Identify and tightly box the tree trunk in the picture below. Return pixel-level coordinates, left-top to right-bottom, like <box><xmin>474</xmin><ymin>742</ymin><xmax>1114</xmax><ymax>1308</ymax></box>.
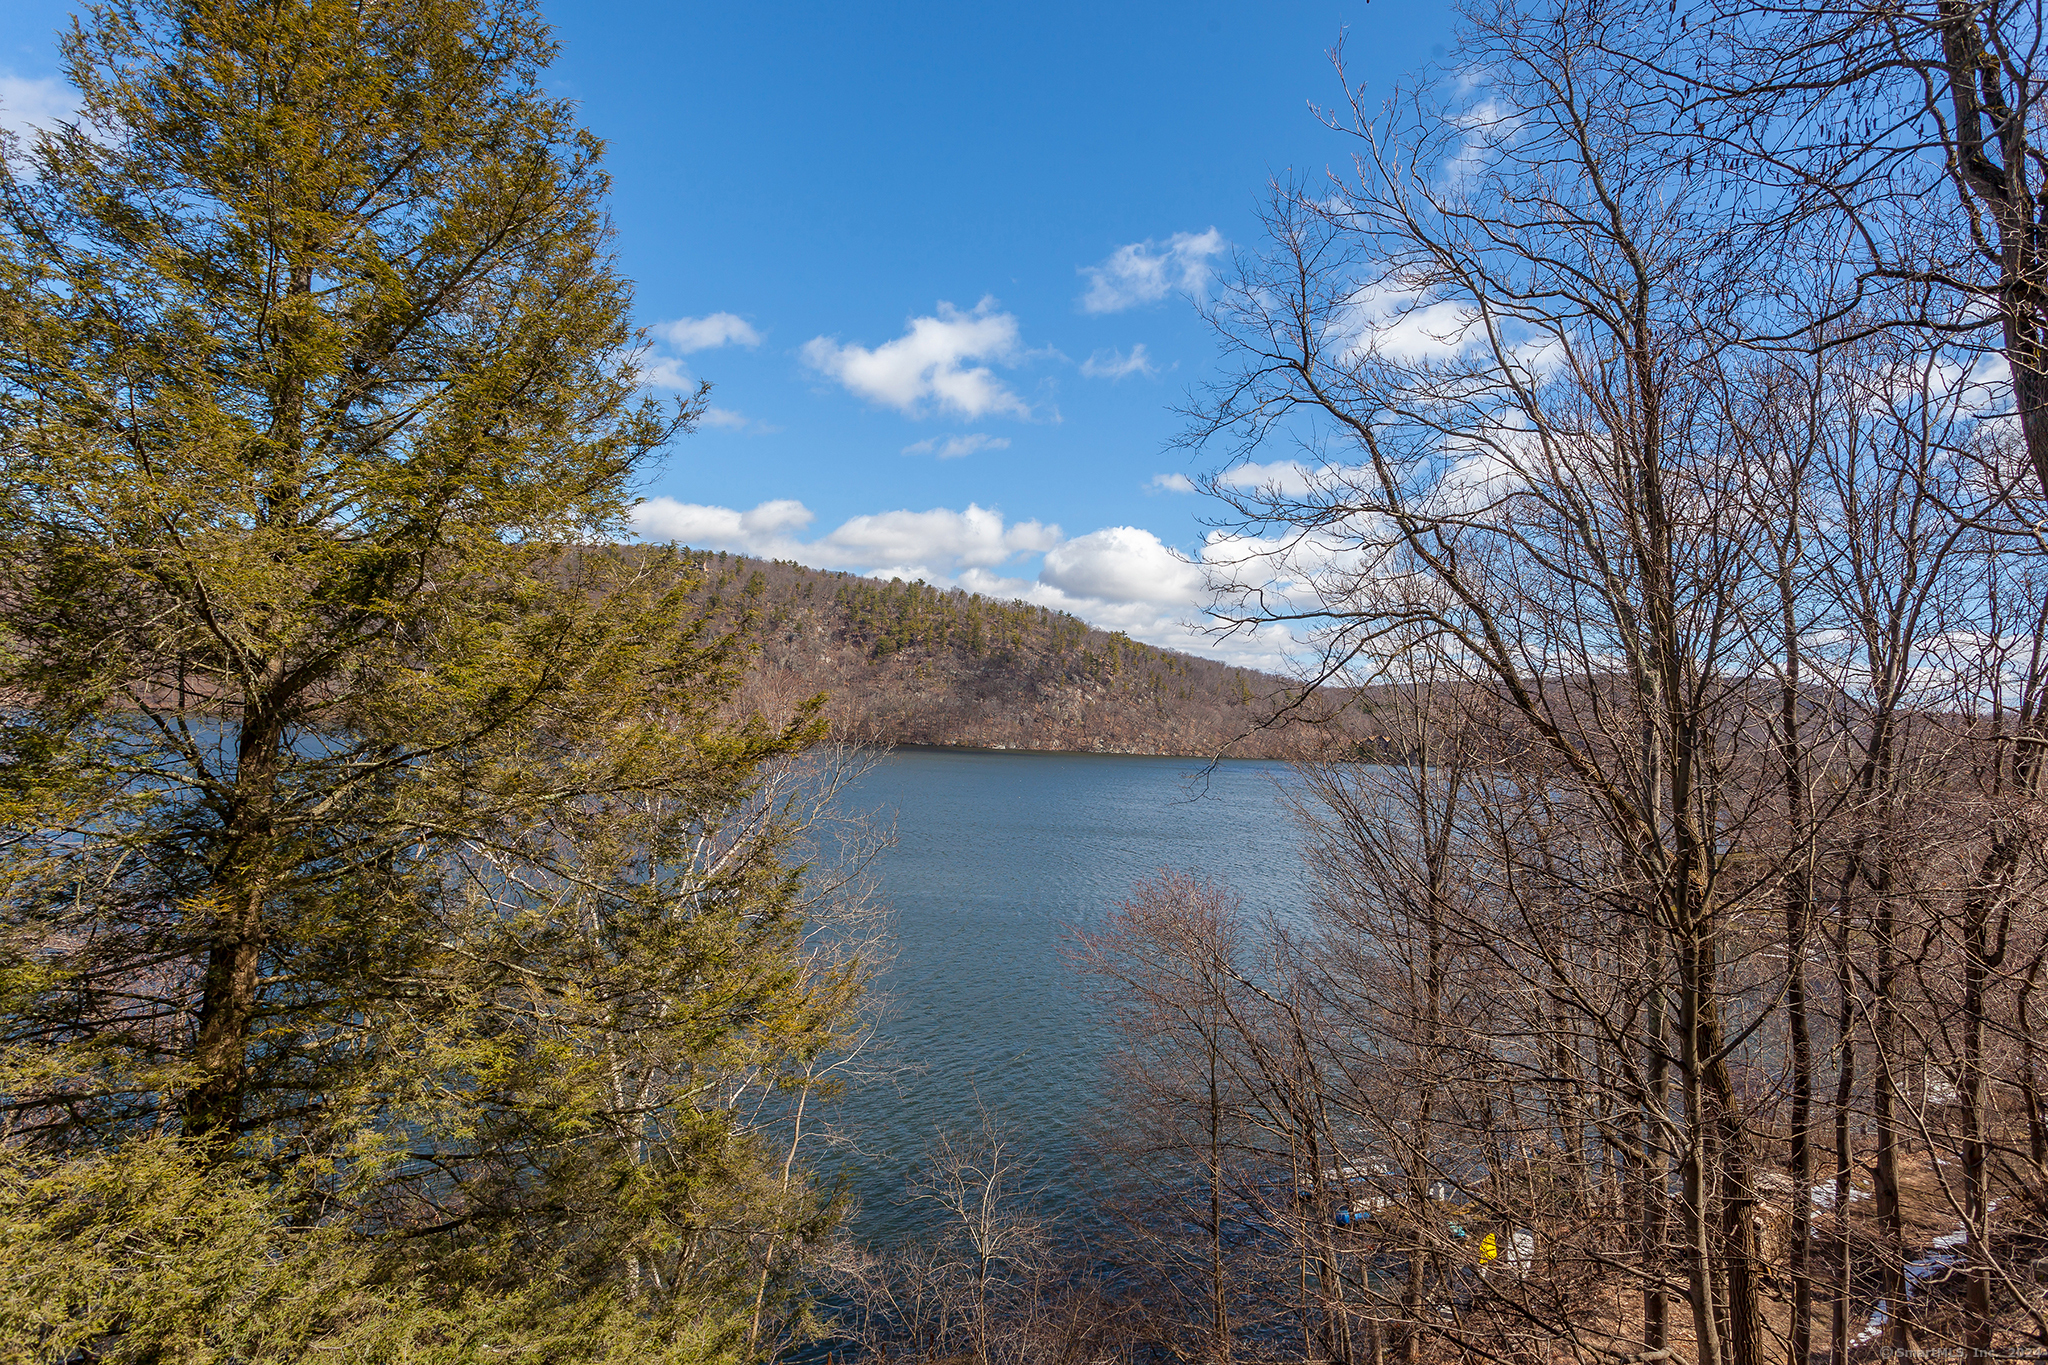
<box><xmin>1933</xmin><ymin>3</ymin><xmax>2048</xmax><ymax>506</ymax></box>
<box><xmin>181</xmin><ymin>897</ymin><xmax>265</xmax><ymax>1153</ymax></box>
<box><xmin>1958</xmin><ymin>841</ymin><xmax>2016</xmax><ymax>1360</ymax></box>
<box><xmin>1873</xmin><ymin>884</ymin><xmax>1908</xmax><ymax>1353</ymax></box>
<box><xmin>1642</xmin><ymin>917</ymin><xmax>1672</xmax><ymax>1354</ymax></box>
<box><xmin>1681</xmin><ymin>927</ymin><xmax>1726</xmax><ymax>1365</ymax></box>
<box><xmin>1787</xmin><ymin>868</ymin><xmax>1816</xmax><ymax>1365</ymax></box>
<box><xmin>180</xmin><ymin>719</ymin><xmax>283</xmax><ymax>1157</ymax></box>
<box><xmin>1831</xmin><ymin>879</ymin><xmax>1859</xmax><ymax>1365</ymax></box>
<box><xmin>1210</xmin><ymin>1030</ymin><xmax>1230</xmax><ymax>1365</ymax></box>
<box><xmin>1708</xmin><ymin>1044</ymin><xmax>1767</xmax><ymax>1365</ymax></box>
<box><xmin>1780</xmin><ymin>550</ymin><xmax>1817</xmax><ymax>1365</ymax></box>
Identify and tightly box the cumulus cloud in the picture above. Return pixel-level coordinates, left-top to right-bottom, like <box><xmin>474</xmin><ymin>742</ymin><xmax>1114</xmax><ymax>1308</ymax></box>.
<box><xmin>1444</xmin><ymin>95</ymin><xmax>1522</xmax><ymax>186</ymax></box>
<box><xmin>1040</xmin><ymin>526</ymin><xmax>1207</xmax><ymax>606</ymax></box>
<box><xmin>960</xmin><ymin>565</ymin><xmax>1190</xmax><ymax>634</ymax></box>
<box><xmin>653</xmin><ymin>312</ymin><xmax>762</xmax><ymax>353</ymax></box>
<box><xmin>828</xmin><ymin>505</ymin><xmax>1058</xmax><ymax>572</ymax></box>
<box><xmin>802</xmin><ymin>298</ymin><xmax>1029</xmax><ymax>419</ymax></box>
<box><xmin>1079</xmin><ymin>229</ymin><xmax>1226</xmax><ymax>313</ymax></box>
<box><xmin>1081</xmin><ymin>344</ymin><xmax>1158</xmax><ymax>380</ymax></box>
<box><xmin>632</xmin><ymin>497</ymin><xmax>814</xmax><ymax>549</ymax></box>
<box><xmin>632</xmin><ymin>497</ymin><xmax>1057</xmax><ymax>578</ymax></box>
<box><xmin>637</xmin><ymin>353</ymin><xmax>698</xmax><ymax>391</ymax></box>
<box><xmin>1334</xmin><ymin>282</ymin><xmax>1483</xmax><ymax>365</ymax></box>
<box><xmin>903</xmin><ymin>433</ymin><xmax>1011</xmax><ymax>459</ymax></box>
<box><xmin>1194</xmin><ymin>517</ymin><xmax>1399</xmax><ymax>649</ymax></box>
<box><xmin>1148</xmin><ymin>472</ymin><xmax>1196</xmax><ymax>494</ymax></box>
<box><xmin>1420</xmin><ymin>428</ymin><xmax>1542</xmax><ymax>517</ymax></box>
<box><xmin>948</xmin><ymin>564</ymin><xmax>1295</xmax><ymax>671</ymax></box>
<box><xmin>1217</xmin><ymin>459</ymin><xmax>1320</xmax><ymax>496</ymax></box>
<box><xmin>633</xmin><ymin>496</ymin><xmax>1311</xmax><ymax>670</ymax></box>
<box><xmin>633</xmin><ymin>312</ymin><xmax>762</xmax><ymax>395</ymax></box>
<box><xmin>0</xmin><ymin>72</ymin><xmax>80</xmax><ymax>145</ymax></box>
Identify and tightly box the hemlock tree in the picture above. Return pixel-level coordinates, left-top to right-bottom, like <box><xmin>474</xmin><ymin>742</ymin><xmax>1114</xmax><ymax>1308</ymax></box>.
<box><xmin>0</xmin><ymin>0</ymin><xmax>867</xmax><ymax>1358</ymax></box>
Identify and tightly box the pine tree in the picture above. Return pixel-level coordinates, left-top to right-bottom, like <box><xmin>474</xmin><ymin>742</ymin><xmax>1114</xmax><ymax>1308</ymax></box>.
<box><xmin>0</xmin><ymin>0</ymin><xmax>862</xmax><ymax>1356</ymax></box>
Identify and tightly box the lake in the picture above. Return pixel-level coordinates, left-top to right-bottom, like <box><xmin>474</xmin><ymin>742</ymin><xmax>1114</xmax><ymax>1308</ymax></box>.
<box><xmin>814</xmin><ymin>746</ymin><xmax>1313</xmax><ymax>1245</ymax></box>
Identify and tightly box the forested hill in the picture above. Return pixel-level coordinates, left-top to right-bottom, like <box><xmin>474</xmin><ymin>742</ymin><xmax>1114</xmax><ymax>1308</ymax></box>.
<box><xmin>675</xmin><ymin>550</ymin><xmax>1377</xmax><ymax>759</ymax></box>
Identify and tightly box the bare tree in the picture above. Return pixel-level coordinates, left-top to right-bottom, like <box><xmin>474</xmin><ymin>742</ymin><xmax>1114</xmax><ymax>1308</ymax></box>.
<box><xmin>1073</xmin><ymin>871</ymin><xmax>1251</xmax><ymax>1363</ymax></box>
<box><xmin>1164</xmin><ymin>7</ymin><xmax>2048</xmax><ymax>1364</ymax></box>
<box><xmin>1186</xmin><ymin>4</ymin><xmax>1812</xmax><ymax>1349</ymax></box>
<box><xmin>821</xmin><ymin>1106</ymin><xmax>1129</xmax><ymax>1365</ymax></box>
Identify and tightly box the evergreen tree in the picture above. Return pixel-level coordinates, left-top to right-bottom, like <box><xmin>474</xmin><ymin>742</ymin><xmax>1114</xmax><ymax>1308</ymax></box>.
<box><xmin>0</xmin><ymin>0</ymin><xmax>862</xmax><ymax>1356</ymax></box>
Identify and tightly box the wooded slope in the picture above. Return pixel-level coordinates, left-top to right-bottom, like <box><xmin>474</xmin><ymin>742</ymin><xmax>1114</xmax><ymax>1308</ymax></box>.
<box><xmin>683</xmin><ymin>551</ymin><xmax>1379</xmax><ymax>759</ymax></box>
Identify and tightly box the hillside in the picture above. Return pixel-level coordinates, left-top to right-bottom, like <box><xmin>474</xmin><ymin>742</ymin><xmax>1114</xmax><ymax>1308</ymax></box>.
<box><xmin>678</xmin><ymin>550</ymin><xmax>1380</xmax><ymax>760</ymax></box>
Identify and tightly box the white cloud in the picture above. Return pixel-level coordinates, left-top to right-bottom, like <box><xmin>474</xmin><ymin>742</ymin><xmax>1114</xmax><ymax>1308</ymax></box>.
<box><xmin>953</xmin><ymin>566</ymin><xmax>1294</xmax><ymax>671</ymax></box>
<box><xmin>1079</xmin><ymin>229</ymin><xmax>1226</xmax><ymax>314</ymax></box>
<box><xmin>635</xmin><ymin>313</ymin><xmax>763</xmax><ymax>395</ymax></box>
<box><xmin>1081</xmin><ymin>344</ymin><xmax>1158</xmax><ymax>380</ymax></box>
<box><xmin>633</xmin><ymin>497</ymin><xmax>815</xmax><ymax>550</ymax></box>
<box><xmin>1509</xmin><ymin>335</ymin><xmax>1566</xmax><ymax>381</ymax></box>
<box><xmin>1218</xmin><ymin>459</ymin><xmax>1320</xmax><ymax>496</ymax></box>
<box><xmin>802</xmin><ymin>298</ymin><xmax>1030</xmax><ymax>419</ymax></box>
<box><xmin>0</xmin><ymin>72</ymin><xmax>80</xmax><ymax>145</ymax></box>
<box><xmin>631</xmin><ymin>495</ymin><xmax>1308</xmax><ymax>670</ymax></box>
<box><xmin>632</xmin><ymin>498</ymin><xmax>1057</xmax><ymax>577</ymax></box>
<box><xmin>653</xmin><ymin>312</ymin><xmax>763</xmax><ymax>353</ymax></box>
<box><xmin>962</xmin><ymin>565</ymin><xmax>1190</xmax><ymax>633</ymax></box>
<box><xmin>829</xmin><ymin>505</ymin><xmax>1058</xmax><ymax>570</ymax></box>
<box><xmin>1444</xmin><ymin>95</ymin><xmax>1520</xmax><ymax>186</ymax></box>
<box><xmin>1040</xmin><ymin>526</ymin><xmax>1207</xmax><ymax>606</ymax></box>
<box><xmin>1334</xmin><ymin>282</ymin><xmax>1483</xmax><ymax>365</ymax></box>
<box><xmin>1148</xmin><ymin>472</ymin><xmax>1196</xmax><ymax>493</ymax></box>
<box><xmin>638</xmin><ymin>354</ymin><xmax>697</xmax><ymax>391</ymax></box>
<box><xmin>903</xmin><ymin>433</ymin><xmax>1011</xmax><ymax>459</ymax></box>
<box><xmin>1426</xmin><ymin>441</ymin><xmax>1527</xmax><ymax>516</ymax></box>
<box><xmin>1195</xmin><ymin>518</ymin><xmax>1396</xmax><ymax>648</ymax></box>
<box><xmin>699</xmin><ymin>406</ymin><xmax>751</xmax><ymax>430</ymax></box>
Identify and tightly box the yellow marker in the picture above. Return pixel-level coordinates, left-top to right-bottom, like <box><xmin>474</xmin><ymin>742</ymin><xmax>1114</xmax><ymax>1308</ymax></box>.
<box><xmin>1480</xmin><ymin>1233</ymin><xmax>1498</xmax><ymax>1262</ymax></box>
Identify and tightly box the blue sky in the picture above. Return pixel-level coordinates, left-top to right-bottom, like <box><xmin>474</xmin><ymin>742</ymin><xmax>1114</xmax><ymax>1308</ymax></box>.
<box><xmin>2</xmin><ymin>1</ymin><xmax>1454</xmax><ymax>666</ymax></box>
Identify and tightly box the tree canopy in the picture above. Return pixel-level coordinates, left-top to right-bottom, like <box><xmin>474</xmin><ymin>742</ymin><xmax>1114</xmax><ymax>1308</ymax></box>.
<box><xmin>0</xmin><ymin>0</ymin><xmax>867</xmax><ymax>1358</ymax></box>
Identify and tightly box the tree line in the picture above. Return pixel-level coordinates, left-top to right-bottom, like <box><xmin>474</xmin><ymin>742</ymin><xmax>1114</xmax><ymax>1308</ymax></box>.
<box><xmin>681</xmin><ymin>552</ymin><xmax>1362</xmax><ymax>760</ymax></box>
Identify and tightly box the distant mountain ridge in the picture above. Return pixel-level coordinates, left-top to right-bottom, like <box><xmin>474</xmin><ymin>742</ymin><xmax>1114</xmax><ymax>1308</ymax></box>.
<box><xmin>680</xmin><ymin>550</ymin><xmax>1380</xmax><ymax>760</ymax></box>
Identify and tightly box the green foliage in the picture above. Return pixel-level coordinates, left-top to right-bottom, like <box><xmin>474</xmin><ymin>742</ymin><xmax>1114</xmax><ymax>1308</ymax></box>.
<box><xmin>830</xmin><ymin>577</ymin><xmax>1154</xmax><ymax>675</ymax></box>
<box><xmin>0</xmin><ymin>1137</ymin><xmax>764</xmax><ymax>1362</ymax></box>
<box><xmin>0</xmin><ymin>0</ymin><xmax>862</xmax><ymax>1356</ymax></box>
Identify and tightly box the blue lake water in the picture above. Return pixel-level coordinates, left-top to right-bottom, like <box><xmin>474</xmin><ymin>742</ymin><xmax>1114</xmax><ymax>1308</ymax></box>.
<box><xmin>814</xmin><ymin>747</ymin><xmax>1312</xmax><ymax>1245</ymax></box>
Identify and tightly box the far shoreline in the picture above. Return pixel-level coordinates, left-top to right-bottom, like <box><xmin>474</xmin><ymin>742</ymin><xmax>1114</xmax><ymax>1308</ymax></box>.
<box><xmin>881</xmin><ymin>741</ymin><xmax>1378</xmax><ymax>764</ymax></box>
